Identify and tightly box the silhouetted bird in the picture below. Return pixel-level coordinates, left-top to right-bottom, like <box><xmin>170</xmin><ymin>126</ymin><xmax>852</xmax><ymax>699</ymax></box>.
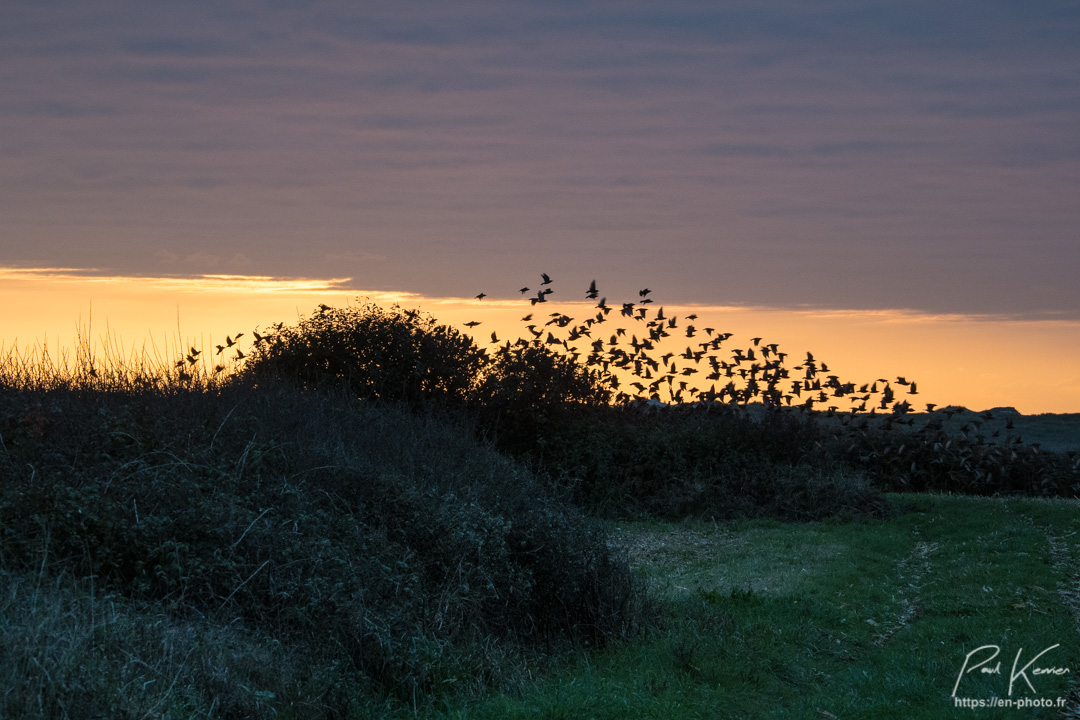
<box><xmin>475</xmin><ymin>292</ymin><xmax>487</xmax><ymax>300</ymax></box>
<box><xmin>464</xmin><ymin>321</ymin><xmax>481</xmax><ymax>328</ymax></box>
<box><xmin>541</xmin><ymin>272</ymin><xmax>553</xmax><ymax>285</ymax></box>
<box><xmin>586</xmin><ymin>280</ymin><xmax>599</xmax><ymax>299</ymax></box>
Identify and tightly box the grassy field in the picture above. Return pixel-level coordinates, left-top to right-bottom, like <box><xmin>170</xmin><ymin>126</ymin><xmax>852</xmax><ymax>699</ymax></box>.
<box><xmin>430</xmin><ymin>494</ymin><xmax>1080</xmax><ymax>719</ymax></box>
<box><xmin>7</xmin><ymin>488</ymin><xmax>1078</xmax><ymax>718</ymax></box>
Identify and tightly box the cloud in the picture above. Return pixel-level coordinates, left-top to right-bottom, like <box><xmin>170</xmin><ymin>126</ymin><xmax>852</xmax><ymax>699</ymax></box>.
<box><xmin>703</xmin><ymin>143</ymin><xmax>793</xmax><ymax>159</ymax></box>
<box><xmin>155</xmin><ymin>251</ymin><xmax>254</xmax><ymax>272</ymax></box>
<box><xmin>4</xmin><ymin>100</ymin><xmax>117</xmax><ymax>118</ymax></box>
<box><xmin>122</xmin><ymin>36</ymin><xmax>237</xmax><ymax>58</ymax></box>
<box><xmin>0</xmin><ymin>1</ymin><xmax>1077</xmax><ymax>321</ymax></box>
<box><xmin>323</xmin><ymin>250</ymin><xmax>386</xmax><ymax>265</ymax></box>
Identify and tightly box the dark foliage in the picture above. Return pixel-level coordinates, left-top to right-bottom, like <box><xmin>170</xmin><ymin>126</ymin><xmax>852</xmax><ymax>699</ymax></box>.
<box><xmin>207</xmin><ymin>302</ymin><xmax>1078</xmax><ymax>508</ymax></box>
<box><xmin>239</xmin><ymin>303</ymin><xmax>486</xmax><ymax>408</ymax></box>
<box><xmin>0</xmin><ymin>383</ymin><xmax>644</xmax><ymax>713</ymax></box>
<box><xmin>494</xmin><ymin>401</ymin><xmax>888</xmax><ymax>520</ymax></box>
<box><xmin>833</xmin><ymin>415</ymin><xmax>1080</xmax><ymax>497</ymax></box>
<box><xmin>470</xmin><ymin>340</ymin><xmax>613</xmax><ymax>453</ymax></box>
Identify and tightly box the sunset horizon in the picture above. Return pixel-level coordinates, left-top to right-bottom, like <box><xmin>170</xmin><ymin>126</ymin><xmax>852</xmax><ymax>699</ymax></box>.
<box><xmin>4</xmin><ymin>265</ymin><xmax>1077</xmax><ymax>415</ymax></box>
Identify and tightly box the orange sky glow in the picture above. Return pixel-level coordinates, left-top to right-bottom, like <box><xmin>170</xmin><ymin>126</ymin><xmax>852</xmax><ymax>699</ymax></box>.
<box><xmin>3</xmin><ymin>268</ymin><xmax>1076</xmax><ymax>415</ymax></box>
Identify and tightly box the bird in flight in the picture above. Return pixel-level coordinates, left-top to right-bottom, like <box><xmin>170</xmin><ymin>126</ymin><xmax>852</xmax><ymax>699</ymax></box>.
<box><xmin>586</xmin><ymin>280</ymin><xmax>599</xmax><ymax>299</ymax></box>
<box><xmin>464</xmin><ymin>321</ymin><xmax>481</xmax><ymax>328</ymax></box>
<box><xmin>475</xmin><ymin>292</ymin><xmax>487</xmax><ymax>300</ymax></box>
<box><xmin>541</xmin><ymin>272</ymin><xmax>553</xmax><ymax>285</ymax></box>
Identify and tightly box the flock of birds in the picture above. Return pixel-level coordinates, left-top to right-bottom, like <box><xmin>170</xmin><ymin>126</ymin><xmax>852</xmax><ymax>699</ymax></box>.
<box><xmin>171</xmin><ymin>271</ymin><xmax>924</xmax><ymax>421</ymax></box>
<box><xmin>465</xmin><ymin>273</ymin><xmax>925</xmax><ymax>418</ymax></box>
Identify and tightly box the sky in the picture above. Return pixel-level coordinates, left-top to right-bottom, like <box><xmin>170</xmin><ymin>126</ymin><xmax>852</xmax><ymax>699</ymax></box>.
<box><xmin>2</xmin><ymin>2</ymin><xmax>1079</xmax><ymax>412</ymax></box>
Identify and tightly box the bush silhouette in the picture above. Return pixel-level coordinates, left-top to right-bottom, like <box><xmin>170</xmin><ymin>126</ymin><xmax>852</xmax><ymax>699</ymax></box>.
<box><xmin>471</xmin><ymin>340</ymin><xmax>613</xmax><ymax>450</ymax></box>
<box><xmin>239</xmin><ymin>302</ymin><xmax>485</xmax><ymax>407</ymax></box>
<box><xmin>238</xmin><ymin>304</ymin><xmax>615</xmax><ymax>453</ymax></box>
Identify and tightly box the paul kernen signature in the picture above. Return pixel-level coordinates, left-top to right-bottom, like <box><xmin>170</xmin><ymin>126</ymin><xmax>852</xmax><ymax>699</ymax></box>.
<box><xmin>953</xmin><ymin>644</ymin><xmax>1071</xmax><ymax>697</ymax></box>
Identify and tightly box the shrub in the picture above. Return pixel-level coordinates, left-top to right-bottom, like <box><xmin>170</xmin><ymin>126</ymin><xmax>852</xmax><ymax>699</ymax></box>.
<box><xmin>483</xmin><ymin>400</ymin><xmax>887</xmax><ymax>520</ymax></box>
<box><xmin>238</xmin><ymin>302</ymin><xmax>486</xmax><ymax>408</ymax></box>
<box><xmin>470</xmin><ymin>340</ymin><xmax>613</xmax><ymax>453</ymax></box>
<box><xmin>835</xmin><ymin>417</ymin><xmax>1080</xmax><ymax>497</ymax></box>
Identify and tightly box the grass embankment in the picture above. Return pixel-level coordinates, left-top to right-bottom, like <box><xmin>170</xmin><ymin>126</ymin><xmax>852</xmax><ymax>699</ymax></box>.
<box><xmin>0</xmin><ymin>385</ymin><xmax>643</xmax><ymax>718</ymax></box>
<box><xmin>443</xmin><ymin>494</ymin><xmax>1080</xmax><ymax>719</ymax></box>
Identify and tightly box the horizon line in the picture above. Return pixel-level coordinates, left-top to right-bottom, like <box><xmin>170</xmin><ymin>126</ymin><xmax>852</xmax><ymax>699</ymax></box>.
<box><xmin>4</xmin><ymin>265</ymin><xmax>1077</xmax><ymax>325</ymax></box>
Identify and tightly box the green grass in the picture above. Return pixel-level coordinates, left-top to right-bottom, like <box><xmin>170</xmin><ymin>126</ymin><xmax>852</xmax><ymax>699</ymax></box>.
<box><xmin>13</xmin><ymin>492</ymin><xmax>1073</xmax><ymax>718</ymax></box>
<box><xmin>423</xmin><ymin>494</ymin><xmax>1080</xmax><ymax>719</ymax></box>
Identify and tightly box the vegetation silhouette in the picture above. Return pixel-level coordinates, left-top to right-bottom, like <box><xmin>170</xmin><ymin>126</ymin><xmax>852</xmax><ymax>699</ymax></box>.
<box><xmin>223</xmin><ymin>276</ymin><xmax>1077</xmax><ymax>507</ymax></box>
<box><xmin>238</xmin><ymin>303</ymin><xmax>485</xmax><ymax>407</ymax></box>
